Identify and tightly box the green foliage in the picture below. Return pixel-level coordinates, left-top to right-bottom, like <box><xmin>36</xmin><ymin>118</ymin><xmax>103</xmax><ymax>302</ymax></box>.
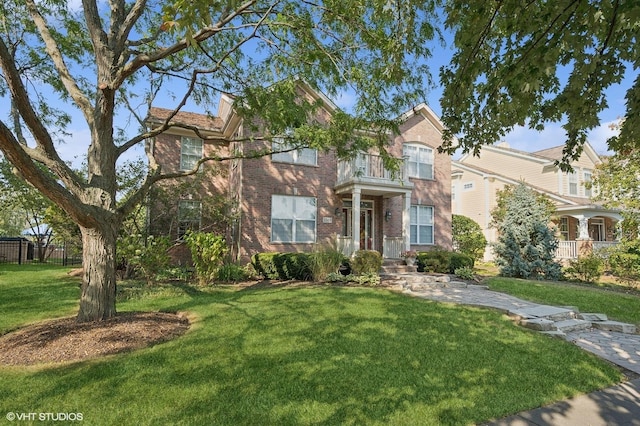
<box><xmin>216</xmin><ymin>263</ymin><xmax>249</xmax><ymax>283</ymax></box>
<box><xmin>251</xmin><ymin>252</ymin><xmax>312</xmax><ymax>281</ymax></box>
<box><xmin>440</xmin><ymin>1</ymin><xmax>639</xmax><ymax>168</ymax></box>
<box><xmin>350</xmin><ymin>250</ymin><xmax>383</xmax><ymax>275</ymax></box>
<box><xmin>564</xmin><ymin>254</ymin><xmax>604</xmax><ymax>283</ymax></box>
<box><xmin>452</xmin><ymin>214</ymin><xmax>487</xmax><ymax>260</ymax></box>
<box><xmin>325</xmin><ymin>272</ymin><xmax>381</xmax><ymax>286</ymax></box>
<box><xmin>417</xmin><ymin>248</ymin><xmax>473</xmax><ymax>274</ymax></box>
<box><xmin>493</xmin><ymin>184</ymin><xmax>562</xmax><ymax>280</ymax></box>
<box><xmin>417</xmin><ymin>249</ymin><xmax>449</xmax><ymax>273</ymax></box>
<box><xmin>454</xmin><ymin>267</ymin><xmax>475</xmax><ymax>281</ymax></box>
<box><xmin>308</xmin><ymin>244</ymin><xmax>346</xmax><ymax>282</ymax></box>
<box><xmin>183</xmin><ymin>231</ymin><xmax>228</xmax><ymax>285</ymax></box>
<box><xmin>490</xmin><ymin>185</ymin><xmax>556</xmax><ymax>229</ymax></box>
<box><xmin>608</xmin><ymin>240</ymin><xmax>640</xmax><ymax>288</ymax></box>
<box><xmin>117</xmin><ymin>234</ymin><xmax>171</xmax><ymax>284</ymax></box>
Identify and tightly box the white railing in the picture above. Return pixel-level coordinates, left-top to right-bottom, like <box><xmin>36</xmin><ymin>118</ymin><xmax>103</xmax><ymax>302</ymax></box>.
<box><xmin>593</xmin><ymin>241</ymin><xmax>619</xmax><ymax>251</ymax></box>
<box><xmin>337</xmin><ymin>154</ymin><xmax>407</xmax><ymax>185</ymax></box>
<box><xmin>336</xmin><ymin>235</ymin><xmax>355</xmax><ymax>257</ymax></box>
<box><xmin>556</xmin><ymin>241</ymin><xmax>578</xmax><ymax>259</ymax></box>
<box><xmin>383</xmin><ymin>235</ymin><xmax>404</xmax><ymax>259</ymax></box>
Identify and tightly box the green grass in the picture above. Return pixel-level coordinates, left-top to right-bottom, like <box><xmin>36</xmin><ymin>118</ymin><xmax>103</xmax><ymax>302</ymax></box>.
<box><xmin>0</xmin><ymin>266</ymin><xmax>624</xmax><ymax>425</ymax></box>
<box><xmin>487</xmin><ymin>277</ymin><xmax>640</xmax><ymax>327</ymax></box>
<box><xmin>0</xmin><ymin>264</ymin><xmax>80</xmax><ymax>333</ymax></box>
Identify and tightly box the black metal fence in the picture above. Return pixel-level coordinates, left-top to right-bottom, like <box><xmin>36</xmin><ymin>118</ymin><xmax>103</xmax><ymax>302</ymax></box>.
<box><xmin>0</xmin><ymin>237</ymin><xmax>82</xmax><ymax>266</ymax></box>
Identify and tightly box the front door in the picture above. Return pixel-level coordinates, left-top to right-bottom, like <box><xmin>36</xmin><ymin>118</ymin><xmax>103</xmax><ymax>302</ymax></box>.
<box><xmin>342</xmin><ymin>200</ymin><xmax>375</xmax><ymax>250</ymax></box>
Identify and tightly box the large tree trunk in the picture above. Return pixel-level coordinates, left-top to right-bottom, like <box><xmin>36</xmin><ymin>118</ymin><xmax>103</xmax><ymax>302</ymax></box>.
<box><xmin>77</xmin><ymin>225</ymin><xmax>118</xmax><ymax>322</ymax></box>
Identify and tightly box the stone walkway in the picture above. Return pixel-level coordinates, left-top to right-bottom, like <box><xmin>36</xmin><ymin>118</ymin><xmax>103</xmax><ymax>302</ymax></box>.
<box><xmin>395</xmin><ymin>277</ymin><xmax>640</xmax><ymax>375</ymax></box>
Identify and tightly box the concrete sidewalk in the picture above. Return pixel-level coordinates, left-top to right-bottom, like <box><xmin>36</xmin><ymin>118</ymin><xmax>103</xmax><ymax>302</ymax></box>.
<box><xmin>400</xmin><ymin>280</ymin><xmax>640</xmax><ymax>425</ymax></box>
<box><xmin>486</xmin><ymin>378</ymin><xmax>640</xmax><ymax>426</ymax></box>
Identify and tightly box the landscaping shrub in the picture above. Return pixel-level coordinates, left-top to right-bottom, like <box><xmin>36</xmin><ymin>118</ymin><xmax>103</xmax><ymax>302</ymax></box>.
<box><xmin>608</xmin><ymin>240</ymin><xmax>640</xmax><ymax>288</ymax></box>
<box><xmin>454</xmin><ymin>266</ymin><xmax>475</xmax><ymax>281</ymax></box>
<box><xmin>183</xmin><ymin>231</ymin><xmax>228</xmax><ymax>285</ymax></box>
<box><xmin>216</xmin><ymin>263</ymin><xmax>249</xmax><ymax>282</ymax></box>
<box><xmin>417</xmin><ymin>248</ymin><xmax>450</xmax><ymax>273</ymax></box>
<box><xmin>252</xmin><ymin>252</ymin><xmax>280</xmax><ymax>280</ymax></box>
<box><xmin>118</xmin><ymin>234</ymin><xmax>171</xmax><ymax>284</ymax></box>
<box><xmin>564</xmin><ymin>254</ymin><xmax>604</xmax><ymax>283</ymax></box>
<box><xmin>350</xmin><ymin>250</ymin><xmax>382</xmax><ymax>275</ymax></box>
<box><xmin>452</xmin><ymin>214</ymin><xmax>487</xmax><ymax>260</ymax></box>
<box><xmin>251</xmin><ymin>252</ymin><xmax>312</xmax><ymax>280</ymax></box>
<box><xmin>449</xmin><ymin>252</ymin><xmax>474</xmax><ymax>271</ymax></box>
<box><xmin>308</xmin><ymin>244</ymin><xmax>346</xmax><ymax>282</ymax></box>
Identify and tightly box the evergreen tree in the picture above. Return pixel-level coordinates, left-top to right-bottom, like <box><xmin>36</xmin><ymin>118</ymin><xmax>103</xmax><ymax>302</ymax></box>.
<box><xmin>493</xmin><ymin>184</ymin><xmax>561</xmax><ymax>280</ymax></box>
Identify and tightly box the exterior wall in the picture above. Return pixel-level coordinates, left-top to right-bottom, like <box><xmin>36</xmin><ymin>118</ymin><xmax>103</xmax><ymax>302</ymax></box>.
<box><xmin>462</xmin><ymin>148</ymin><xmax>557</xmax><ymax>191</ymax></box>
<box><xmin>148</xmin><ymin>130</ymin><xmax>230</xmax><ymax>247</ymax></box>
<box><xmin>237</xmin><ymin>140</ymin><xmax>343</xmax><ymax>261</ymax></box>
<box><xmin>395</xmin><ymin>111</ymin><xmax>452</xmax><ymax>251</ymax></box>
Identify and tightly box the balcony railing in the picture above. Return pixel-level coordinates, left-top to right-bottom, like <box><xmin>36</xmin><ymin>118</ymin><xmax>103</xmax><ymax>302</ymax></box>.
<box><xmin>337</xmin><ymin>154</ymin><xmax>408</xmax><ymax>185</ymax></box>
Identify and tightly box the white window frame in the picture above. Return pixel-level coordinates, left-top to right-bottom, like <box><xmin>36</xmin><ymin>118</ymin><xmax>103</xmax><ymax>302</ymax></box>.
<box><xmin>463</xmin><ymin>182</ymin><xmax>474</xmax><ymax>191</ymax></box>
<box><xmin>568</xmin><ymin>171</ymin><xmax>578</xmax><ymax>196</ymax></box>
<box><xmin>180</xmin><ymin>136</ymin><xmax>203</xmax><ymax>171</ymax></box>
<box><xmin>177</xmin><ymin>200</ymin><xmax>202</xmax><ymax>239</ymax></box>
<box><xmin>403</xmin><ymin>143</ymin><xmax>434</xmax><ymax>180</ymax></box>
<box><xmin>271</xmin><ymin>195</ymin><xmax>317</xmax><ymax>243</ymax></box>
<box><xmin>410</xmin><ymin>205</ymin><xmax>434</xmax><ymax>245</ymax></box>
<box><xmin>271</xmin><ymin>136</ymin><xmax>317</xmax><ymax>166</ymax></box>
<box><xmin>583</xmin><ymin>170</ymin><xmax>593</xmax><ymax>197</ymax></box>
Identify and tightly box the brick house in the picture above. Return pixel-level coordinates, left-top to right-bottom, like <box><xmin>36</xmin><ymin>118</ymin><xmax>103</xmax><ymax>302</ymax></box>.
<box><xmin>148</xmin><ymin>83</ymin><xmax>452</xmax><ymax>263</ymax></box>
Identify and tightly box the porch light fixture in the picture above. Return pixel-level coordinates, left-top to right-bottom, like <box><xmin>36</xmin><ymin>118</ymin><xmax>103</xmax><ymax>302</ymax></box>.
<box><xmin>335</xmin><ymin>208</ymin><xmax>342</xmax><ymax>217</ymax></box>
<box><xmin>385</xmin><ymin>210</ymin><xmax>392</xmax><ymax>222</ymax></box>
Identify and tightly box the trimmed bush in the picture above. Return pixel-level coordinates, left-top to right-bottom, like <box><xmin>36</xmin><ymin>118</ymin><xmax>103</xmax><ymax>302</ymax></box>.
<box><xmin>452</xmin><ymin>214</ymin><xmax>487</xmax><ymax>260</ymax></box>
<box><xmin>251</xmin><ymin>252</ymin><xmax>312</xmax><ymax>280</ymax></box>
<box><xmin>450</xmin><ymin>252</ymin><xmax>474</xmax><ymax>272</ymax></box>
<box><xmin>417</xmin><ymin>248</ymin><xmax>450</xmax><ymax>273</ymax></box>
<box><xmin>350</xmin><ymin>250</ymin><xmax>382</xmax><ymax>275</ymax></box>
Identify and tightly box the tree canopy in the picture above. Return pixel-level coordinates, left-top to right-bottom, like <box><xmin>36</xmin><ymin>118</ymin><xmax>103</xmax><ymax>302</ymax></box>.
<box><xmin>439</xmin><ymin>0</ymin><xmax>640</xmax><ymax>169</ymax></box>
<box><xmin>0</xmin><ymin>0</ymin><xmax>441</xmax><ymax>321</ymax></box>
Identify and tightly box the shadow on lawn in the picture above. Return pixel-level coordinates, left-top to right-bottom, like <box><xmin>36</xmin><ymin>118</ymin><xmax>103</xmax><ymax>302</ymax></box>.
<box><xmin>15</xmin><ymin>285</ymin><xmax>620</xmax><ymax>425</ymax></box>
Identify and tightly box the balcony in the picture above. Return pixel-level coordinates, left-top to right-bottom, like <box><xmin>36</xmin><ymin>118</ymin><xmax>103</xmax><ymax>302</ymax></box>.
<box><xmin>335</xmin><ymin>154</ymin><xmax>413</xmax><ymax>196</ymax></box>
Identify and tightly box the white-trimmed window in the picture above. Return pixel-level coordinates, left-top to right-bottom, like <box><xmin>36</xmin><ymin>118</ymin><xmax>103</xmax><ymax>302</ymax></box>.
<box><xmin>403</xmin><ymin>143</ymin><xmax>434</xmax><ymax>179</ymax></box>
<box><xmin>272</xmin><ymin>137</ymin><xmax>317</xmax><ymax>166</ymax></box>
<box><xmin>410</xmin><ymin>205</ymin><xmax>434</xmax><ymax>245</ymax></box>
<box><xmin>180</xmin><ymin>137</ymin><xmax>203</xmax><ymax>171</ymax></box>
<box><xmin>583</xmin><ymin>171</ymin><xmax>593</xmax><ymax>197</ymax></box>
<box><xmin>463</xmin><ymin>182</ymin><xmax>474</xmax><ymax>191</ymax></box>
<box><xmin>271</xmin><ymin>195</ymin><xmax>317</xmax><ymax>243</ymax></box>
<box><xmin>178</xmin><ymin>200</ymin><xmax>202</xmax><ymax>238</ymax></box>
<box><xmin>568</xmin><ymin>171</ymin><xmax>578</xmax><ymax>196</ymax></box>
<box><xmin>559</xmin><ymin>217</ymin><xmax>569</xmax><ymax>241</ymax></box>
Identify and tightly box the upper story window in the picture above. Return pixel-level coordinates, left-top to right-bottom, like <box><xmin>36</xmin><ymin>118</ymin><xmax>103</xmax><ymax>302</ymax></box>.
<box><xmin>403</xmin><ymin>143</ymin><xmax>434</xmax><ymax>179</ymax></box>
<box><xmin>272</xmin><ymin>135</ymin><xmax>317</xmax><ymax>166</ymax></box>
<box><xmin>568</xmin><ymin>171</ymin><xmax>578</xmax><ymax>196</ymax></box>
<box><xmin>583</xmin><ymin>171</ymin><xmax>593</xmax><ymax>197</ymax></box>
<box><xmin>180</xmin><ymin>137</ymin><xmax>203</xmax><ymax>171</ymax></box>
<box><xmin>463</xmin><ymin>182</ymin><xmax>474</xmax><ymax>191</ymax></box>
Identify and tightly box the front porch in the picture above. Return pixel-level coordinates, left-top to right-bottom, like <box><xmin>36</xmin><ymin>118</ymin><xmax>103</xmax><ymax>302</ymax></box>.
<box><xmin>554</xmin><ymin>211</ymin><xmax>622</xmax><ymax>259</ymax></box>
<box><xmin>334</xmin><ymin>153</ymin><xmax>413</xmax><ymax>258</ymax></box>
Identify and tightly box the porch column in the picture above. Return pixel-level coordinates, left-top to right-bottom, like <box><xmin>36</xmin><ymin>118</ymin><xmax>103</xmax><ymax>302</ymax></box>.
<box><xmin>352</xmin><ymin>188</ymin><xmax>361</xmax><ymax>253</ymax></box>
<box><xmin>577</xmin><ymin>216</ymin><xmax>590</xmax><ymax>240</ymax></box>
<box><xmin>402</xmin><ymin>192</ymin><xmax>411</xmax><ymax>252</ymax></box>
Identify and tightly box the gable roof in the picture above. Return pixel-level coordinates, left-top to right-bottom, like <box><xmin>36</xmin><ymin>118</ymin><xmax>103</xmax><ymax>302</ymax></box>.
<box><xmin>460</xmin><ymin>141</ymin><xmax>602</xmax><ymax>166</ymax></box>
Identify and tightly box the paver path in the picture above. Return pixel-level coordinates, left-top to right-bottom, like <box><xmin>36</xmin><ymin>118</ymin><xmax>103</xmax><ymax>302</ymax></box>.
<box><xmin>404</xmin><ymin>284</ymin><xmax>640</xmax><ymax>375</ymax></box>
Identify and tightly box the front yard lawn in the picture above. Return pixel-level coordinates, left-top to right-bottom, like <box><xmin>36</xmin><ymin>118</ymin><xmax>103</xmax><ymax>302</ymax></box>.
<box><xmin>0</xmin><ymin>265</ymin><xmax>624</xmax><ymax>425</ymax></box>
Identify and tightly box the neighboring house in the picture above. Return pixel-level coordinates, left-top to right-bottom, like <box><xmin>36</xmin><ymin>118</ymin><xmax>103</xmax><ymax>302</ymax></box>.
<box><xmin>147</xmin><ymin>83</ymin><xmax>452</xmax><ymax>263</ymax></box>
<box><xmin>452</xmin><ymin>142</ymin><xmax>621</xmax><ymax>260</ymax></box>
